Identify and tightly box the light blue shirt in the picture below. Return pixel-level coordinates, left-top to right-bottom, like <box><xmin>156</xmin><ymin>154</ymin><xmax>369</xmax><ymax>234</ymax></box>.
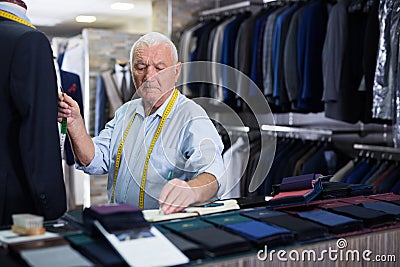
<box><xmin>0</xmin><ymin>3</ymin><xmax>31</xmax><ymax>23</ymax></box>
<box><xmin>77</xmin><ymin>91</ymin><xmax>225</xmax><ymax>209</ymax></box>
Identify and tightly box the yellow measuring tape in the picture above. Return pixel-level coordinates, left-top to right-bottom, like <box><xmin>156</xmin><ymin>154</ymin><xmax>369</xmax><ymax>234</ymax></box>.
<box><xmin>0</xmin><ymin>10</ymin><xmax>36</xmax><ymax>29</ymax></box>
<box><xmin>111</xmin><ymin>112</ymin><xmax>137</xmax><ymax>203</ymax></box>
<box><xmin>111</xmin><ymin>89</ymin><xmax>179</xmax><ymax>209</ymax></box>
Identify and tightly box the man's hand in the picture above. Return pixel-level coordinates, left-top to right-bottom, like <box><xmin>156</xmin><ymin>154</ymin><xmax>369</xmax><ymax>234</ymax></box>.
<box><xmin>57</xmin><ymin>92</ymin><xmax>95</xmax><ymax>166</ymax></box>
<box><xmin>158</xmin><ymin>173</ymin><xmax>219</xmax><ymax>215</ymax></box>
<box><xmin>158</xmin><ymin>178</ymin><xmax>199</xmax><ymax>215</ymax></box>
<box><xmin>58</xmin><ymin>92</ymin><xmax>82</xmax><ymax>129</ymax></box>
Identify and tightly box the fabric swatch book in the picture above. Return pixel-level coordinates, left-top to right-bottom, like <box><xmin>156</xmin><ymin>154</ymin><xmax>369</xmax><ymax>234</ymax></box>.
<box><xmin>268</xmin><ymin>174</ymin><xmax>323</xmax><ymax>206</ymax></box>
<box><xmin>159</xmin><ymin>218</ymin><xmax>251</xmax><ymax>257</ymax></box>
<box><xmin>297</xmin><ymin>209</ymin><xmax>364</xmax><ymax>234</ymax></box>
<box><xmin>328</xmin><ymin>205</ymin><xmax>396</xmax><ymax>228</ymax></box>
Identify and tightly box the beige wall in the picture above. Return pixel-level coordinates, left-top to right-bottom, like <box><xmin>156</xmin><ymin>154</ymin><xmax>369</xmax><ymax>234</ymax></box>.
<box><xmin>152</xmin><ymin>0</ymin><xmax>215</xmax><ymax>43</ymax></box>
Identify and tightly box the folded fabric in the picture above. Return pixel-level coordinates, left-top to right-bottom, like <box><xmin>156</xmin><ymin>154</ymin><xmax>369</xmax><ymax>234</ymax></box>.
<box><xmin>160</xmin><ymin>218</ymin><xmax>252</xmax><ymax>257</ymax></box>
<box><xmin>202</xmin><ymin>212</ymin><xmax>252</xmax><ymax>226</ymax></box>
<box><xmin>64</xmin><ymin>233</ymin><xmax>125</xmax><ymax>267</ymax></box>
<box><xmin>240</xmin><ymin>208</ymin><xmax>286</xmax><ymax>220</ymax></box>
<box><xmin>224</xmin><ymin>221</ymin><xmax>295</xmax><ymax>247</ymax></box>
<box><xmin>268</xmin><ymin>176</ymin><xmax>323</xmax><ymax>206</ymax></box>
<box><xmin>368</xmin><ymin>193</ymin><xmax>400</xmax><ymax>202</ymax></box>
<box><xmin>316</xmin><ymin>201</ymin><xmax>353</xmax><ymax>210</ymax></box>
<box><xmin>163</xmin><ymin>232</ymin><xmax>206</xmax><ymax>260</ymax></box>
<box><xmin>279</xmin><ymin>173</ymin><xmax>317</xmax><ymax>192</ymax></box>
<box><xmin>328</xmin><ymin>205</ymin><xmax>396</xmax><ymax>228</ymax></box>
<box><xmin>235</xmin><ymin>195</ymin><xmax>269</xmax><ymax>209</ymax></box>
<box><xmin>347</xmin><ymin>184</ymin><xmax>374</xmax><ymax>196</ymax></box>
<box><xmin>257</xmin><ymin>214</ymin><xmax>328</xmax><ymax>241</ymax></box>
<box><xmin>320</xmin><ymin>182</ymin><xmax>351</xmax><ymax>198</ymax></box>
<box><xmin>160</xmin><ymin>218</ymin><xmax>212</xmax><ymax>232</ymax></box>
<box><xmin>176</xmin><ymin>227</ymin><xmax>252</xmax><ymax>257</ymax></box>
<box><xmin>361</xmin><ymin>201</ymin><xmax>400</xmax><ymax>219</ymax></box>
<box><xmin>297</xmin><ymin>209</ymin><xmax>363</xmax><ymax>234</ymax></box>
<box><xmin>320</xmin><ymin>182</ymin><xmax>373</xmax><ymax>199</ymax></box>
<box><xmin>339</xmin><ymin>196</ymin><xmax>377</xmax><ymax>205</ymax></box>
<box><xmin>83</xmin><ymin>203</ymin><xmax>149</xmax><ymax>233</ymax></box>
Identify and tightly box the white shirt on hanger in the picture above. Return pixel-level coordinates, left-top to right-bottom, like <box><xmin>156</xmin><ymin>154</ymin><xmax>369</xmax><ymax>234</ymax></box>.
<box><xmin>114</xmin><ymin>63</ymin><xmax>131</xmax><ymax>94</ymax></box>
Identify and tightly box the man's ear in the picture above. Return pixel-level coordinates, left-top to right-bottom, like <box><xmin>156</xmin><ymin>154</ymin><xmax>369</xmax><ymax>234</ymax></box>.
<box><xmin>174</xmin><ymin>62</ymin><xmax>182</xmax><ymax>81</ymax></box>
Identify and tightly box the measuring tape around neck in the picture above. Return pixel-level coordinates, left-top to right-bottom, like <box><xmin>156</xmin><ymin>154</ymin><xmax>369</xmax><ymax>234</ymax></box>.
<box><xmin>111</xmin><ymin>89</ymin><xmax>179</xmax><ymax>209</ymax></box>
<box><xmin>0</xmin><ymin>10</ymin><xmax>35</xmax><ymax>29</ymax></box>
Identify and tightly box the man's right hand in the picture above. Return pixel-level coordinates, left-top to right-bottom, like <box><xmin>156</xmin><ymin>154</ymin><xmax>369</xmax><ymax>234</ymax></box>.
<box><xmin>57</xmin><ymin>92</ymin><xmax>95</xmax><ymax>167</ymax></box>
<box><xmin>58</xmin><ymin>92</ymin><xmax>82</xmax><ymax>129</ymax></box>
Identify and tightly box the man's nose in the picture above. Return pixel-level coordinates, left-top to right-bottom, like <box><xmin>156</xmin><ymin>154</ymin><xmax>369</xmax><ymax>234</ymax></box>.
<box><xmin>144</xmin><ymin>66</ymin><xmax>157</xmax><ymax>81</ymax></box>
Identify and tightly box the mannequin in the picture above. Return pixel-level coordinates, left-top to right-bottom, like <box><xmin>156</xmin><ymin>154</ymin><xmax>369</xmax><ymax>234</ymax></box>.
<box><xmin>0</xmin><ymin>0</ymin><xmax>67</xmax><ymax>225</ymax></box>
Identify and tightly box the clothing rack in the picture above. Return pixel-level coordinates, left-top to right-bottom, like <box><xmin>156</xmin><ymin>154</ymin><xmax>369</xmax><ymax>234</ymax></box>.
<box><xmin>198</xmin><ymin>0</ymin><xmax>277</xmax><ymax>17</ymax></box>
<box><xmin>223</xmin><ymin>125</ymin><xmax>250</xmax><ymax>133</ymax></box>
<box><xmin>219</xmin><ymin>124</ymin><xmax>379</xmax><ymax>141</ymax></box>
<box><xmin>353</xmin><ymin>144</ymin><xmax>400</xmax><ymax>161</ymax></box>
<box><xmin>261</xmin><ymin>124</ymin><xmax>333</xmax><ymax>141</ymax></box>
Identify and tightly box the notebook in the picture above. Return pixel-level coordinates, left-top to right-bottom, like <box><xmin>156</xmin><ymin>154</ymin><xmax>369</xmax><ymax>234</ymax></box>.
<box><xmin>143</xmin><ymin>199</ymin><xmax>240</xmax><ymax>222</ymax></box>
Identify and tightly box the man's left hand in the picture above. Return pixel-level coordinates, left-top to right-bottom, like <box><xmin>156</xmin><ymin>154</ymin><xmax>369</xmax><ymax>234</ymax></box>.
<box><xmin>158</xmin><ymin>178</ymin><xmax>199</xmax><ymax>215</ymax></box>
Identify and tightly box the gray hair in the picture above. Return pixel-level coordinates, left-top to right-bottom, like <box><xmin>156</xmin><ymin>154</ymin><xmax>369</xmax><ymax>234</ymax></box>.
<box><xmin>130</xmin><ymin>32</ymin><xmax>178</xmax><ymax>66</ymax></box>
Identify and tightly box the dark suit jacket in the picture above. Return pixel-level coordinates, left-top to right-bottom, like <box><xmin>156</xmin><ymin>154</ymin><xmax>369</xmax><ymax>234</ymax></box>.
<box><xmin>0</xmin><ymin>16</ymin><xmax>66</xmax><ymax>225</ymax></box>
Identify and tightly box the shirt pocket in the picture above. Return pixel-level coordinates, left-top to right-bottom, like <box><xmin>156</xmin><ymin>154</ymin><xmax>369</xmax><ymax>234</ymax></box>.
<box><xmin>148</xmin><ymin>147</ymin><xmax>178</xmax><ymax>184</ymax></box>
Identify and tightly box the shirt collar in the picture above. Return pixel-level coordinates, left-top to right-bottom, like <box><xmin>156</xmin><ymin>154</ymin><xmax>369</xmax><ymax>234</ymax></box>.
<box><xmin>114</xmin><ymin>63</ymin><xmax>129</xmax><ymax>73</ymax></box>
<box><xmin>136</xmin><ymin>89</ymin><xmax>179</xmax><ymax>119</ymax></box>
<box><xmin>0</xmin><ymin>3</ymin><xmax>31</xmax><ymax>23</ymax></box>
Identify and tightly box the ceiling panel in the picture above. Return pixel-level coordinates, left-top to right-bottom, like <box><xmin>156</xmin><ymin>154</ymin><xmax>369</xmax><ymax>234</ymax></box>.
<box><xmin>23</xmin><ymin>0</ymin><xmax>152</xmax><ymax>37</ymax></box>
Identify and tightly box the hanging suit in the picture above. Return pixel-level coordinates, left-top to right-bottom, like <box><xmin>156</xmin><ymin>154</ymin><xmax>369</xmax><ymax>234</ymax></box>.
<box><xmin>60</xmin><ymin>70</ymin><xmax>84</xmax><ymax>165</ymax></box>
<box><xmin>95</xmin><ymin>68</ymin><xmax>135</xmax><ymax>136</ymax></box>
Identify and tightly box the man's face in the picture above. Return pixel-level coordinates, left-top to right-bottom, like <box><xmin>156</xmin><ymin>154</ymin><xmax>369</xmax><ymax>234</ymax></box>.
<box><xmin>132</xmin><ymin>43</ymin><xmax>181</xmax><ymax>108</ymax></box>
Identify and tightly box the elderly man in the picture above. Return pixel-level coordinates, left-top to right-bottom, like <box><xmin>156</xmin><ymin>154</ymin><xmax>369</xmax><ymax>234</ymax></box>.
<box><xmin>58</xmin><ymin>32</ymin><xmax>225</xmax><ymax>214</ymax></box>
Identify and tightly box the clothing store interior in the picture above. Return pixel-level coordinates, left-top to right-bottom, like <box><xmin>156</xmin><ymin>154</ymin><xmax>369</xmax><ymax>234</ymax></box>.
<box><xmin>1</xmin><ymin>0</ymin><xmax>400</xmax><ymax>266</ymax></box>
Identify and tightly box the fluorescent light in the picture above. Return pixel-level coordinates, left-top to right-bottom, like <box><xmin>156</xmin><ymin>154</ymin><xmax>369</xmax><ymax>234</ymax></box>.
<box><xmin>111</xmin><ymin>2</ymin><xmax>134</xmax><ymax>10</ymax></box>
<box><xmin>29</xmin><ymin>17</ymin><xmax>62</xmax><ymax>26</ymax></box>
<box><xmin>75</xmin><ymin>15</ymin><xmax>97</xmax><ymax>23</ymax></box>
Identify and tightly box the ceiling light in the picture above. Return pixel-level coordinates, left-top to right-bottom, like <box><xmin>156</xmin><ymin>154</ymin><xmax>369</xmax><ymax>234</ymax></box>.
<box><xmin>75</xmin><ymin>15</ymin><xmax>97</xmax><ymax>23</ymax></box>
<box><xmin>111</xmin><ymin>2</ymin><xmax>135</xmax><ymax>10</ymax></box>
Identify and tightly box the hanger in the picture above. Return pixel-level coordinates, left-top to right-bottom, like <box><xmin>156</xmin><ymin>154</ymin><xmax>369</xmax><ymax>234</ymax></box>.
<box><xmin>348</xmin><ymin>0</ymin><xmax>366</xmax><ymax>12</ymax></box>
<box><xmin>116</xmin><ymin>59</ymin><xmax>129</xmax><ymax>68</ymax></box>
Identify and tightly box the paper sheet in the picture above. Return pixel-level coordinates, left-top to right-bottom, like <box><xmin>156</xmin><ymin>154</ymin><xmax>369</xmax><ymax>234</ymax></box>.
<box><xmin>94</xmin><ymin>221</ymin><xmax>189</xmax><ymax>267</ymax></box>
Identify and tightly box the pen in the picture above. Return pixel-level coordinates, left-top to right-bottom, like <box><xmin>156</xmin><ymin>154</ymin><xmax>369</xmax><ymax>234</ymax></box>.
<box><xmin>203</xmin><ymin>202</ymin><xmax>224</xmax><ymax>208</ymax></box>
<box><xmin>59</xmin><ymin>86</ymin><xmax>67</xmax><ymax>134</ymax></box>
<box><xmin>167</xmin><ymin>170</ymin><xmax>173</xmax><ymax>181</ymax></box>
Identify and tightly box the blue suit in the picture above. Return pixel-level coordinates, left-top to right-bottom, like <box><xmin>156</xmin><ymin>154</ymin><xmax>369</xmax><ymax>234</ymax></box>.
<box><xmin>60</xmin><ymin>70</ymin><xmax>84</xmax><ymax>165</ymax></box>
